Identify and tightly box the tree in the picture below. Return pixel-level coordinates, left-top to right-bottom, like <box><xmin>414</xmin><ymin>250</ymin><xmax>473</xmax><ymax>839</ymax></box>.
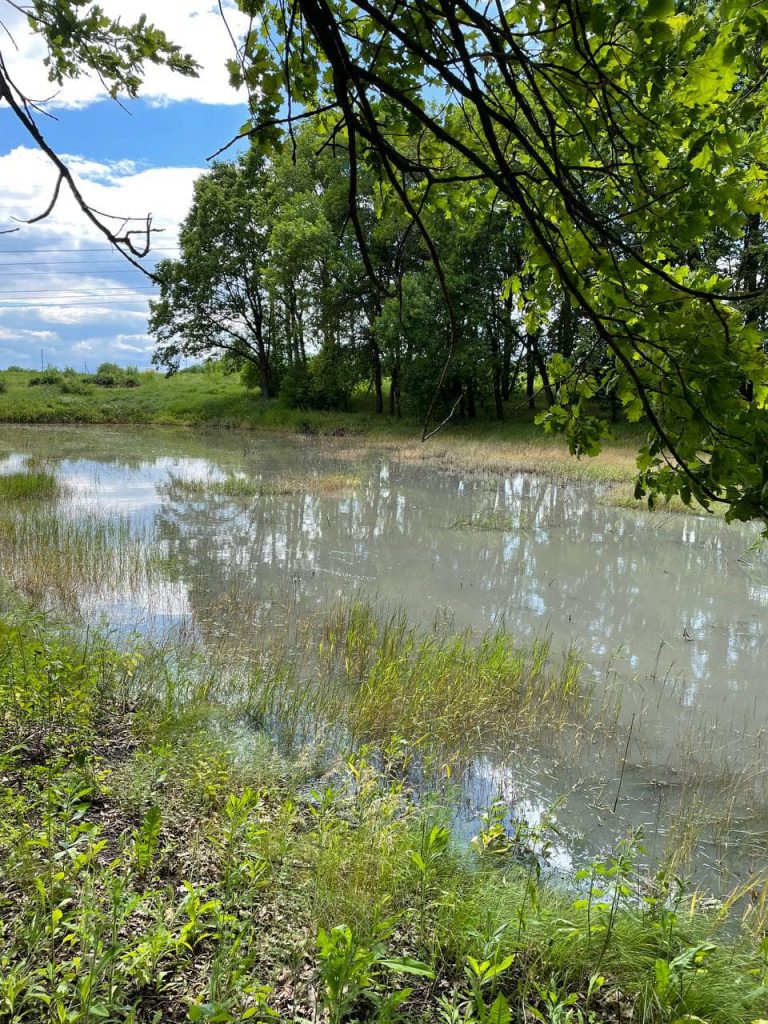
<box><xmin>228</xmin><ymin>0</ymin><xmax>768</xmax><ymax>524</ymax></box>
<box><xmin>150</xmin><ymin>159</ymin><xmax>282</xmax><ymax>397</ymax></box>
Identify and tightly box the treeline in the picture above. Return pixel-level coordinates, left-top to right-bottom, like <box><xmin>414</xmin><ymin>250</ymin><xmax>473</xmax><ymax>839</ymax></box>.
<box><xmin>150</xmin><ymin>124</ymin><xmax>766</xmax><ymax>424</ymax></box>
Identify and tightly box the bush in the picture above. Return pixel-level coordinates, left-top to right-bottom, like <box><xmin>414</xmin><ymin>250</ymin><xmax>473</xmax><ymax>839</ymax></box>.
<box><xmin>0</xmin><ymin>375</ymin><xmax>7</xmax><ymax>394</ymax></box>
<box><xmin>28</xmin><ymin>372</ymin><xmax>62</xmax><ymax>387</ymax></box>
<box><xmin>96</xmin><ymin>361</ymin><xmax>123</xmax><ymax>375</ymax></box>
<box><xmin>59</xmin><ymin>378</ymin><xmax>94</xmax><ymax>396</ymax></box>
<box><xmin>83</xmin><ymin>374</ymin><xmax>139</xmax><ymax>389</ymax></box>
<box><xmin>280</xmin><ymin>348</ymin><xmax>359</xmax><ymax>411</ymax></box>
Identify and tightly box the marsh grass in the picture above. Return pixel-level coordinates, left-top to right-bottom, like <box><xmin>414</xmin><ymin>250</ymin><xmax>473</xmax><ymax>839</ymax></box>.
<box><xmin>0</xmin><ymin>506</ymin><xmax>161</xmax><ymax>607</ymax></box>
<box><xmin>320</xmin><ymin>600</ymin><xmax>586</xmax><ymax>749</ymax></box>
<box><xmin>167</xmin><ymin>470</ymin><xmax>361</xmax><ymax>500</ymax></box>
<box><xmin>451</xmin><ymin>508</ymin><xmax>535</xmax><ymax>532</ymax></box>
<box><xmin>0</xmin><ymin>468</ymin><xmax>60</xmax><ymax>502</ymax></box>
<box><xmin>603</xmin><ymin>483</ymin><xmax>727</xmax><ymax>518</ymax></box>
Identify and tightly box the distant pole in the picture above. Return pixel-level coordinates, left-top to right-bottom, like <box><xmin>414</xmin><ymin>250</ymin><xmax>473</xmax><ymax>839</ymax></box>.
<box><xmin>40</xmin><ymin>349</ymin><xmax>44</xmax><ymax>371</ymax></box>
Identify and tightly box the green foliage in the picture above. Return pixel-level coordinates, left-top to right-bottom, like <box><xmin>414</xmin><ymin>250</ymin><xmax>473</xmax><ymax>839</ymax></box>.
<box><xmin>280</xmin><ymin>348</ymin><xmax>360</xmax><ymax>411</ymax></box>
<box><xmin>82</xmin><ymin>373</ymin><xmax>140</xmax><ymax>388</ymax></box>
<box><xmin>25</xmin><ymin>0</ymin><xmax>199</xmax><ymax>98</ymax></box>
<box><xmin>133</xmin><ymin>804</ymin><xmax>162</xmax><ymax>878</ymax></box>
<box><xmin>28</xmin><ymin>372</ymin><xmax>62</xmax><ymax>387</ymax></box>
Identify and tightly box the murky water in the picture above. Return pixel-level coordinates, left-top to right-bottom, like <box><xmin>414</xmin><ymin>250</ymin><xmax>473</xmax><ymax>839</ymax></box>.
<box><xmin>2</xmin><ymin>424</ymin><xmax>767</xmax><ymax>885</ymax></box>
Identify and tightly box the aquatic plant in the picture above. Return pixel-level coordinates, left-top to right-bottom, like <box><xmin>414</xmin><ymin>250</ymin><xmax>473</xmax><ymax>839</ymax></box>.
<box><xmin>0</xmin><ymin>469</ymin><xmax>59</xmax><ymax>502</ymax></box>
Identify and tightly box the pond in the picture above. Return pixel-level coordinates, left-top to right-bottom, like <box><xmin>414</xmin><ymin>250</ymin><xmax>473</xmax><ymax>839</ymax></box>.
<box><xmin>1</xmin><ymin>423</ymin><xmax>766</xmax><ymax>889</ymax></box>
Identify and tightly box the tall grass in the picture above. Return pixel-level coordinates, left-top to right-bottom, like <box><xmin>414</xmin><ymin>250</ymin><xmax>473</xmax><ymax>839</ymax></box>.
<box><xmin>0</xmin><ymin>468</ymin><xmax>60</xmax><ymax>501</ymax></box>
<box><xmin>319</xmin><ymin>600</ymin><xmax>586</xmax><ymax>749</ymax></box>
<box><xmin>0</xmin><ymin>507</ymin><xmax>160</xmax><ymax>607</ymax></box>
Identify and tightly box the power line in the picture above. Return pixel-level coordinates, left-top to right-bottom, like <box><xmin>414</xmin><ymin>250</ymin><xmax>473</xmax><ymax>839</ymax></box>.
<box><xmin>0</xmin><ymin>289</ymin><xmax>154</xmax><ymax>297</ymax></box>
<box><xmin>0</xmin><ymin>246</ymin><xmax>180</xmax><ymax>254</ymax></box>
<box><xmin>0</xmin><ymin>269</ymin><xmax>152</xmax><ymax>277</ymax></box>
<box><xmin>0</xmin><ymin>262</ymin><xmax>163</xmax><ymax>269</ymax></box>
<box><xmin>0</xmin><ymin>300</ymin><xmax>152</xmax><ymax>308</ymax></box>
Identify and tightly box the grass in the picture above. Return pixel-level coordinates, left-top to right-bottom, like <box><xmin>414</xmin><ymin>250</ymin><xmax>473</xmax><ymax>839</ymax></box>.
<box><xmin>1</xmin><ymin>603</ymin><xmax>767</xmax><ymax>1024</ymax></box>
<box><xmin>166</xmin><ymin>470</ymin><xmax>361</xmax><ymax>500</ymax></box>
<box><xmin>0</xmin><ymin>468</ymin><xmax>60</xmax><ymax>502</ymax></box>
<box><xmin>0</xmin><ymin>505</ymin><xmax>162</xmax><ymax>610</ymax></box>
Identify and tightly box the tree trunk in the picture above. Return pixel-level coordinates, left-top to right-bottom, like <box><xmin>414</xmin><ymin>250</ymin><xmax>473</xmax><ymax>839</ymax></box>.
<box><xmin>490</xmin><ymin>332</ymin><xmax>503</xmax><ymax>419</ymax></box>
<box><xmin>466</xmin><ymin>378</ymin><xmax>477</xmax><ymax>419</ymax></box>
<box><xmin>371</xmin><ymin>340</ymin><xmax>384</xmax><ymax>414</ymax></box>
<box><xmin>526</xmin><ymin>344</ymin><xmax>535</xmax><ymax>410</ymax></box>
<box><xmin>740</xmin><ymin>213</ymin><xmax>761</xmax><ymax>402</ymax></box>
<box><xmin>389</xmin><ymin>363</ymin><xmax>401</xmax><ymax>416</ymax></box>
<box><xmin>528</xmin><ymin>333</ymin><xmax>555</xmax><ymax>407</ymax></box>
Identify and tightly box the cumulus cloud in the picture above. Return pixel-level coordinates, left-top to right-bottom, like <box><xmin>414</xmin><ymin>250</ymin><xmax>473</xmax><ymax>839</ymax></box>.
<box><xmin>0</xmin><ymin>147</ymin><xmax>207</xmax><ymax>367</ymax></box>
<box><xmin>0</xmin><ymin>146</ymin><xmax>202</xmax><ymax>246</ymax></box>
<box><xmin>1</xmin><ymin>0</ymin><xmax>251</xmax><ymax>109</ymax></box>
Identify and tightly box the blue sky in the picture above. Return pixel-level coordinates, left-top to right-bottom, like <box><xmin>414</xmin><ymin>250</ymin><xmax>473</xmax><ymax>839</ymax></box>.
<box><xmin>0</xmin><ymin>1</ymin><xmax>250</xmax><ymax>370</ymax></box>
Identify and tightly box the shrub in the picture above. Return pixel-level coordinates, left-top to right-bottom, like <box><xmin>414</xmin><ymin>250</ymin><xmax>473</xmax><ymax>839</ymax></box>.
<box><xmin>28</xmin><ymin>372</ymin><xmax>62</xmax><ymax>387</ymax></box>
<box><xmin>96</xmin><ymin>361</ymin><xmax>123</xmax><ymax>375</ymax></box>
<box><xmin>59</xmin><ymin>378</ymin><xmax>94</xmax><ymax>396</ymax></box>
<box><xmin>280</xmin><ymin>348</ymin><xmax>359</xmax><ymax>411</ymax></box>
<box><xmin>83</xmin><ymin>374</ymin><xmax>139</xmax><ymax>389</ymax></box>
<box><xmin>0</xmin><ymin>375</ymin><xmax>7</xmax><ymax>394</ymax></box>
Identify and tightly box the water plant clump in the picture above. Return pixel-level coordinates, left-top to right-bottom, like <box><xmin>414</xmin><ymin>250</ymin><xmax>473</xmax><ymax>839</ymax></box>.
<box><xmin>0</xmin><ymin>468</ymin><xmax>60</xmax><ymax>502</ymax></box>
<box><xmin>166</xmin><ymin>470</ymin><xmax>361</xmax><ymax>501</ymax></box>
<box><xmin>1</xmin><ymin>608</ymin><xmax>766</xmax><ymax>1024</ymax></box>
<box><xmin>0</xmin><ymin>506</ymin><xmax>162</xmax><ymax>608</ymax></box>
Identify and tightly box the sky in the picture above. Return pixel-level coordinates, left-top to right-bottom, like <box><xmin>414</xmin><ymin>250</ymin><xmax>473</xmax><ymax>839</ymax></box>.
<box><xmin>0</xmin><ymin>1</ymin><xmax>251</xmax><ymax>370</ymax></box>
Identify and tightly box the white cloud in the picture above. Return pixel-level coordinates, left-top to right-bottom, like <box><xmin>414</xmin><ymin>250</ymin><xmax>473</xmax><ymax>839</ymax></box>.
<box><xmin>0</xmin><ymin>327</ymin><xmax>58</xmax><ymax>341</ymax></box>
<box><xmin>0</xmin><ymin>147</ymin><xmax>207</xmax><ymax>365</ymax></box>
<box><xmin>1</xmin><ymin>1</ymin><xmax>251</xmax><ymax>109</ymax></box>
<box><xmin>1</xmin><ymin>306</ymin><xmax>150</xmax><ymax>326</ymax></box>
<box><xmin>0</xmin><ymin>146</ymin><xmax>202</xmax><ymax>246</ymax></box>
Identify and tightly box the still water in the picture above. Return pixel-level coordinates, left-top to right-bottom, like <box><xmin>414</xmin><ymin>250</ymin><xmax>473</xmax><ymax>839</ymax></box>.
<box><xmin>2</xmin><ymin>424</ymin><xmax>767</xmax><ymax>884</ymax></box>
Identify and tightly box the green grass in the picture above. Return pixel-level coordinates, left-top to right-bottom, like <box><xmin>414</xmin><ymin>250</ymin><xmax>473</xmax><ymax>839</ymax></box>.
<box><xmin>166</xmin><ymin>470</ymin><xmax>361</xmax><ymax>500</ymax></box>
<box><xmin>0</xmin><ymin>506</ymin><xmax>160</xmax><ymax>608</ymax></box>
<box><xmin>0</xmin><ymin>604</ymin><xmax>766</xmax><ymax>1024</ymax></box>
<box><xmin>0</xmin><ymin>368</ymin><xmax>646</xmax><ymax>489</ymax></box>
<box><xmin>0</xmin><ymin>468</ymin><xmax>59</xmax><ymax>502</ymax></box>
<box><xmin>0</xmin><ymin>368</ymin><xmax>399</xmax><ymax>432</ymax></box>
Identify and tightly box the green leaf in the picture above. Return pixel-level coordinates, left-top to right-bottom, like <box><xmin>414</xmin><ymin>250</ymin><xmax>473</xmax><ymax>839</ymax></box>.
<box><xmin>488</xmin><ymin>993</ymin><xmax>512</xmax><ymax>1024</ymax></box>
<box><xmin>645</xmin><ymin>0</ymin><xmax>675</xmax><ymax>18</ymax></box>
<box><xmin>380</xmin><ymin>957</ymin><xmax>436</xmax><ymax>979</ymax></box>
